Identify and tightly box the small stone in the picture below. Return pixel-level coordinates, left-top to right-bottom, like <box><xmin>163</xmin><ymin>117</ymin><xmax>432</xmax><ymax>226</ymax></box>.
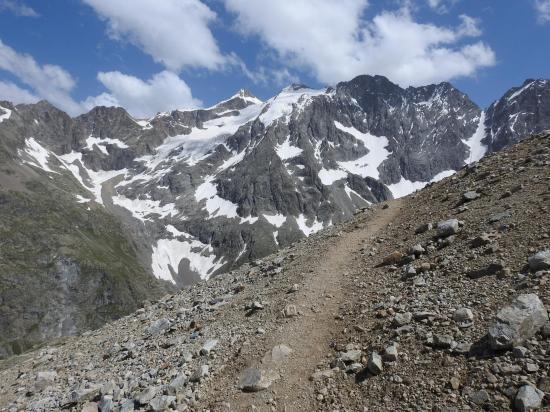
<box><xmin>283</xmin><ymin>304</ymin><xmax>298</xmax><ymax>317</ymax></box>
<box><xmin>81</xmin><ymin>402</ymin><xmax>99</xmax><ymax>412</ymax></box>
<box><xmin>382</xmin><ymin>251</ymin><xmax>404</xmax><ymax>266</ymax></box>
<box><xmin>383</xmin><ymin>344</ymin><xmax>399</xmax><ymax>362</ymax></box>
<box><xmin>528</xmin><ymin>250</ymin><xmax>550</xmax><ymax>271</ymax></box>
<box><xmin>437</xmin><ymin>219</ymin><xmax>459</xmax><ymax>237</ymax></box>
<box><xmin>393</xmin><ymin>312</ymin><xmax>412</xmax><ymax>327</ymax></box>
<box><xmin>270</xmin><ymin>344</ymin><xmax>292</xmax><ymax>362</ymax></box>
<box><xmin>449</xmin><ymin>377</ymin><xmax>460</xmax><ymax>390</ymax></box>
<box><xmin>415</xmin><ymin>223</ymin><xmax>433</xmax><ymax>234</ymax></box>
<box><xmin>288</xmin><ymin>284</ymin><xmax>299</xmax><ymax>293</ymax></box>
<box><xmin>99</xmin><ymin>396</ymin><xmax>113</xmax><ymax>412</ymax></box>
<box><xmin>135</xmin><ymin>387</ymin><xmax>159</xmax><ymax>405</ymax></box>
<box><xmin>452</xmin><ymin>308</ymin><xmax>474</xmax><ymax>328</ymax></box>
<box><xmin>238</xmin><ymin>368</ymin><xmax>276</xmax><ymax>392</ymax></box>
<box><xmin>470</xmin><ymin>389</ymin><xmax>490</xmax><ymax>405</ymax></box>
<box><xmin>408</xmin><ymin>244</ymin><xmax>425</xmax><ymax>256</ymax></box>
<box><xmin>462</xmin><ymin>191</ymin><xmax>481</xmax><ymax>202</ymax></box>
<box><xmin>310</xmin><ymin>369</ymin><xmax>334</xmax><ymax>381</ymax></box>
<box><xmin>433</xmin><ymin>334</ymin><xmax>453</xmax><ymax>349</ymax></box>
<box><xmin>514</xmin><ymin>385</ymin><xmax>544</xmax><ymax>412</ymax></box>
<box><xmin>512</xmin><ymin>346</ymin><xmax>529</xmax><ymax>358</ymax></box>
<box><xmin>367</xmin><ymin>352</ymin><xmax>383</xmax><ymax>375</ymax></box>
<box><xmin>146</xmin><ymin>318</ymin><xmax>171</xmax><ymax>335</ymax></box>
<box><xmin>189</xmin><ymin>365</ymin><xmax>209</xmax><ymax>383</ymax></box>
<box><xmin>167</xmin><ymin>374</ymin><xmax>188</xmax><ymax>395</ymax></box>
<box><xmin>149</xmin><ymin>395</ymin><xmax>176</xmax><ymax>411</ymax></box>
<box><xmin>470</xmin><ymin>233</ymin><xmax>492</xmax><ymax>248</ymax></box>
<box><xmin>118</xmin><ymin>399</ymin><xmax>134</xmax><ymax>412</ymax></box>
<box><xmin>200</xmin><ymin>339</ymin><xmax>218</xmax><ymax>355</ymax></box>
<box><xmin>340</xmin><ymin>349</ymin><xmax>362</xmax><ymax>364</ymax></box>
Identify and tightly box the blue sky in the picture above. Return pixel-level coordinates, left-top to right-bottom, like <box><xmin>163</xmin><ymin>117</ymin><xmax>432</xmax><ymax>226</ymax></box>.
<box><xmin>0</xmin><ymin>0</ymin><xmax>549</xmax><ymax>117</ymax></box>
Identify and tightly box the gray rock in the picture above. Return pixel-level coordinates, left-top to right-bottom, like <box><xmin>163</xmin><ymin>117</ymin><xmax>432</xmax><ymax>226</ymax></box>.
<box><xmin>149</xmin><ymin>395</ymin><xmax>176</xmax><ymax>411</ymax></box>
<box><xmin>367</xmin><ymin>351</ymin><xmax>383</xmax><ymax>375</ymax></box>
<box><xmin>118</xmin><ymin>399</ymin><xmax>135</xmax><ymax>412</ymax></box>
<box><xmin>393</xmin><ymin>312</ymin><xmax>412</xmax><ymax>327</ymax></box>
<box><xmin>514</xmin><ymin>385</ymin><xmax>544</xmax><ymax>412</ymax></box>
<box><xmin>134</xmin><ymin>386</ymin><xmax>159</xmax><ymax>405</ymax></box>
<box><xmin>270</xmin><ymin>344</ymin><xmax>292</xmax><ymax>362</ymax></box>
<box><xmin>488</xmin><ymin>294</ymin><xmax>547</xmax><ymax>350</ymax></box>
<box><xmin>81</xmin><ymin>403</ymin><xmax>99</xmax><ymax>412</ymax></box>
<box><xmin>167</xmin><ymin>374</ymin><xmax>188</xmax><ymax>395</ymax></box>
<box><xmin>408</xmin><ymin>244</ymin><xmax>425</xmax><ymax>256</ymax></box>
<box><xmin>383</xmin><ymin>344</ymin><xmax>399</xmax><ymax>362</ymax></box>
<box><xmin>189</xmin><ymin>365</ymin><xmax>209</xmax><ymax>383</ymax></box>
<box><xmin>99</xmin><ymin>396</ymin><xmax>113</xmax><ymax>412</ymax></box>
<box><xmin>146</xmin><ymin>318</ymin><xmax>171</xmax><ymax>336</ymax></box>
<box><xmin>200</xmin><ymin>339</ymin><xmax>218</xmax><ymax>355</ymax></box>
<box><xmin>433</xmin><ymin>334</ymin><xmax>453</xmax><ymax>349</ymax></box>
<box><xmin>340</xmin><ymin>349</ymin><xmax>362</xmax><ymax>364</ymax></box>
<box><xmin>462</xmin><ymin>191</ymin><xmax>481</xmax><ymax>201</ymax></box>
<box><xmin>238</xmin><ymin>368</ymin><xmax>277</xmax><ymax>392</ymax></box>
<box><xmin>528</xmin><ymin>250</ymin><xmax>550</xmax><ymax>271</ymax></box>
<box><xmin>283</xmin><ymin>304</ymin><xmax>298</xmax><ymax>317</ymax></box>
<box><xmin>453</xmin><ymin>308</ymin><xmax>474</xmax><ymax>328</ymax></box>
<box><xmin>437</xmin><ymin>219</ymin><xmax>459</xmax><ymax>237</ymax></box>
<box><xmin>415</xmin><ymin>223</ymin><xmax>433</xmax><ymax>234</ymax></box>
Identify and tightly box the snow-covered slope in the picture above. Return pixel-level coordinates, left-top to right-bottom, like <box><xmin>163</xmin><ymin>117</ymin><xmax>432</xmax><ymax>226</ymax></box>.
<box><xmin>1</xmin><ymin>76</ymin><xmax>548</xmax><ymax>287</ymax></box>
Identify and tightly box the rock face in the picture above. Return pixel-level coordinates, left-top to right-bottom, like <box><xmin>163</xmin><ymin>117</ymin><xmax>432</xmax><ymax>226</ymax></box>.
<box><xmin>488</xmin><ymin>294</ymin><xmax>548</xmax><ymax>350</ymax></box>
<box><xmin>0</xmin><ymin>76</ymin><xmax>549</xmax><ymax>357</ymax></box>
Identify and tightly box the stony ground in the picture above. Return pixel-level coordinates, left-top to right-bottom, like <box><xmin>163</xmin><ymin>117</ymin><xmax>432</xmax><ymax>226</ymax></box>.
<box><xmin>0</xmin><ymin>133</ymin><xmax>549</xmax><ymax>411</ymax></box>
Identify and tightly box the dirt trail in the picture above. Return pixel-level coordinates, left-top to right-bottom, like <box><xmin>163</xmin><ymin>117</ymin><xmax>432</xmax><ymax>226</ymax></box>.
<box><xmin>211</xmin><ymin>199</ymin><xmax>403</xmax><ymax>411</ymax></box>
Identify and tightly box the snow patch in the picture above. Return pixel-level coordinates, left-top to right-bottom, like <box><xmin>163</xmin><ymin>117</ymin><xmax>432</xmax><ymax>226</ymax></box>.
<box><xmin>387</xmin><ymin>170</ymin><xmax>455</xmax><ymax>198</ymax></box>
<box><xmin>85</xmin><ymin>135</ymin><xmax>129</xmax><ymax>155</ymax></box>
<box><xmin>151</xmin><ymin>237</ymin><xmax>224</xmax><ymax>282</ymax></box>
<box><xmin>275</xmin><ymin>136</ymin><xmax>303</xmax><ymax>160</ymax></box>
<box><xmin>57</xmin><ymin>151</ymin><xmax>127</xmax><ymax>205</ymax></box>
<box><xmin>260</xmin><ymin>87</ymin><xmax>324</xmax><ymax>126</ymax></box>
<box><xmin>75</xmin><ymin>194</ymin><xmax>91</xmax><ymax>203</ymax></box>
<box><xmin>112</xmin><ymin>195</ymin><xmax>178</xmax><ymax>222</ymax></box>
<box><xmin>263</xmin><ymin>213</ymin><xmax>287</xmax><ymax>228</ymax></box>
<box><xmin>295</xmin><ymin>214</ymin><xmax>324</xmax><ymax>237</ymax></box>
<box><xmin>20</xmin><ymin>138</ymin><xmax>58</xmax><ymax>173</ymax></box>
<box><xmin>138</xmin><ymin>103</ymin><xmax>263</xmax><ymax>171</ymax></box>
<box><xmin>334</xmin><ymin>121</ymin><xmax>390</xmax><ymax>179</ymax></box>
<box><xmin>462</xmin><ymin>112</ymin><xmax>487</xmax><ymax>163</ymax></box>
<box><xmin>318</xmin><ymin>168</ymin><xmax>347</xmax><ymax>185</ymax></box>
<box><xmin>0</xmin><ymin>105</ymin><xmax>12</xmax><ymax>123</ymax></box>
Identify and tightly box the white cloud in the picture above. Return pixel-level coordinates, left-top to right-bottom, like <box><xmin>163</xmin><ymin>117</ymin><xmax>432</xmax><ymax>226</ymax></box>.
<box><xmin>426</xmin><ymin>0</ymin><xmax>459</xmax><ymax>13</ymax></box>
<box><xmin>0</xmin><ymin>0</ymin><xmax>38</xmax><ymax>17</ymax></box>
<box><xmin>0</xmin><ymin>39</ymin><xmax>82</xmax><ymax>114</ymax></box>
<box><xmin>83</xmin><ymin>70</ymin><xmax>201</xmax><ymax>118</ymax></box>
<box><xmin>535</xmin><ymin>0</ymin><xmax>550</xmax><ymax>23</ymax></box>
<box><xmin>224</xmin><ymin>0</ymin><xmax>495</xmax><ymax>87</ymax></box>
<box><xmin>0</xmin><ymin>80</ymin><xmax>38</xmax><ymax>103</ymax></box>
<box><xmin>83</xmin><ymin>0</ymin><xmax>227</xmax><ymax>71</ymax></box>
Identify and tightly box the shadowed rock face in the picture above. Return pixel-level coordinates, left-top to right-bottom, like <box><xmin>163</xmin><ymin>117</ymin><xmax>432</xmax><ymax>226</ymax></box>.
<box><xmin>0</xmin><ymin>76</ymin><xmax>548</xmax><ymax>356</ymax></box>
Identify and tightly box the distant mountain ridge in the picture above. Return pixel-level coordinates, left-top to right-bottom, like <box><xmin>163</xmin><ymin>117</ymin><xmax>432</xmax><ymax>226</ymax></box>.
<box><xmin>0</xmin><ymin>75</ymin><xmax>548</xmax><ymax>357</ymax></box>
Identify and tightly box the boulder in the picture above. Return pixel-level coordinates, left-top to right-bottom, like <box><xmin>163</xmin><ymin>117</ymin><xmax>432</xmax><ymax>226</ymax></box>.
<box><xmin>528</xmin><ymin>250</ymin><xmax>550</xmax><ymax>271</ymax></box>
<box><xmin>488</xmin><ymin>294</ymin><xmax>548</xmax><ymax>350</ymax></box>
<box><xmin>514</xmin><ymin>385</ymin><xmax>544</xmax><ymax>412</ymax></box>
<box><xmin>437</xmin><ymin>219</ymin><xmax>459</xmax><ymax>237</ymax></box>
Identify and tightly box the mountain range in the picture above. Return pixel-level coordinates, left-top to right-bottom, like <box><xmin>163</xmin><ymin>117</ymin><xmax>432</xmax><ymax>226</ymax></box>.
<box><xmin>0</xmin><ymin>75</ymin><xmax>548</xmax><ymax>358</ymax></box>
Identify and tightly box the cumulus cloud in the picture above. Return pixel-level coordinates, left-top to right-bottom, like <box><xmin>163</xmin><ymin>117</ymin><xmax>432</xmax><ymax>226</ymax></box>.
<box><xmin>0</xmin><ymin>0</ymin><xmax>38</xmax><ymax>17</ymax></box>
<box><xmin>83</xmin><ymin>70</ymin><xmax>201</xmax><ymax>118</ymax></box>
<box><xmin>83</xmin><ymin>0</ymin><xmax>227</xmax><ymax>71</ymax></box>
<box><xmin>534</xmin><ymin>0</ymin><xmax>550</xmax><ymax>23</ymax></box>
<box><xmin>224</xmin><ymin>0</ymin><xmax>495</xmax><ymax>87</ymax></box>
<box><xmin>0</xmin><ymin>39</ymin><xmax>82</xmax><ymax>114</ymax></box>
